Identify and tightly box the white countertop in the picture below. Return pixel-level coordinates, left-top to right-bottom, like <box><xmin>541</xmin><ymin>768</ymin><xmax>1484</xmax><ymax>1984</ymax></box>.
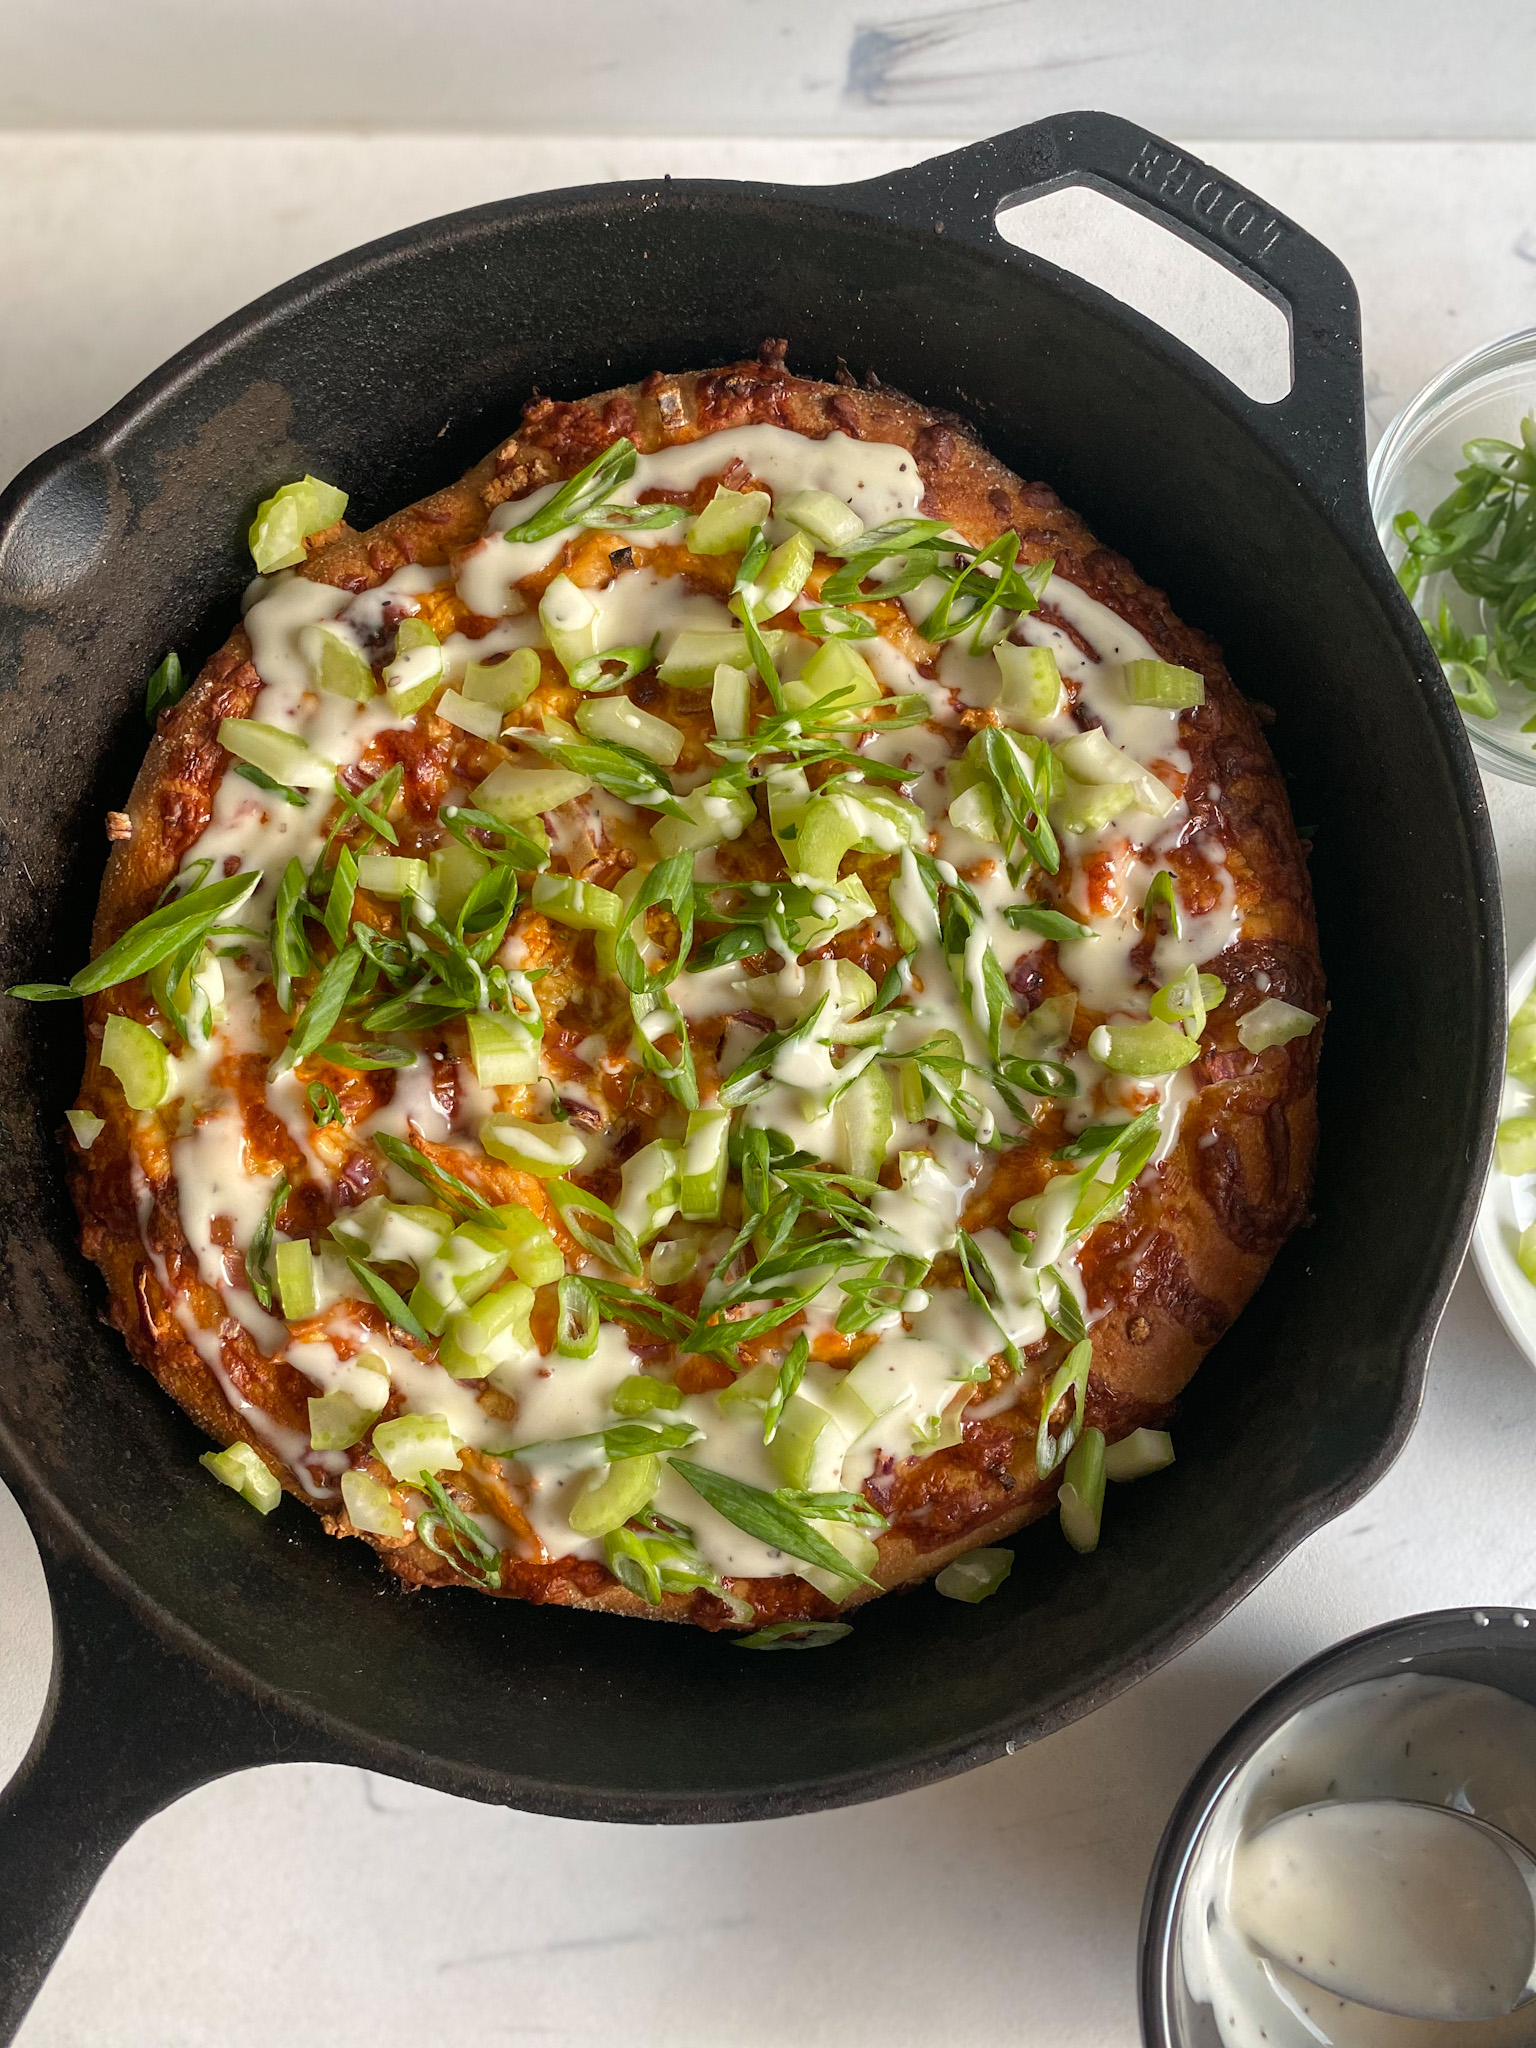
<box><xmin>5</xmin><ymin>132</ymin><xmax>1536</xmax><ymax>2048</ymax></box>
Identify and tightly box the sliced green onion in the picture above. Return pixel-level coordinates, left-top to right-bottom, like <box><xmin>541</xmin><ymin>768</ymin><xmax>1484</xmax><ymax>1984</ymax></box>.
<box><xmin>736</xmin><ymin>1620</ymin><xmax>852</xmax><ymax>1650</ymax></box>
<box><xmin>273</xmin><ymin>941</ymin><xmax>362</xmax><ymax>1078</ymax></box>
<box><xmin>200</xmin><ymin>1439</ymin><xmax>282</xmax><ymax>1513</ymax></box>
<box><xmin>233</xmin><ymin>762</ymin><xmax>307</xmax><ymax>806</ymax></box>
<box><xmin>612</xmin><ymin>1375</ymin><xmax>683</xmax><ymax>1417</ymax></box>
<box><xmin>348</xmin><ymin>1257</ymin><xmax>432</xmax><ymax>1343</ymax></box>
<box><xmin>649</xmin><ymin>1236</ymin><xmax>698</xmax><ymax>1286</ymax></box>
<box><xmin>275</xmin><ymin>1238</ymin><xmax>318</xmax><ymax>1320</ymax></box>
<box><xmin>780</xmin><ymin>489</ymin><xmax>864</xmax><ymax>552</ymax></box>
<box><xmin>244</xmin><ymin>1177</ymin><xmax>287</xmax><ymax>1312</ymax></box>
<box><xmin>1496</xmin><ymin>1116</ymin><xmax>1536</xmax><ymax>1175</ymax></box>
<box><xmin>1236</xmin><ymin>998</ymin><xmax>1320</xmax><ymax>1053</ymax></box>
<box><xmin>711</xmin><ymin>663</ymin><xmax>751</xmax><ymax>739</ymax></box>
<box><xmin>437</xmin><ymin>689</ymin><xmax>502</xmax><ymax>740</ymax></box>
<box><xmin>1150</xmin><ymin>966</ymin><xmax>1226</xmax><ymax>1039</ymax></box>
<box><xmin>1142</xmin><ymin>868</ymin><xmax>1182</xmax><ymax>940</ymax></box>
<box><xmin>1003</xmin><ymin>902</ymin><xmax>1095</xmax><ymax>943</ymax></box>
<box><xmin>1103</xmin><ymin>1428</ymin><xmax>1174</xmax><ymax>1482</ymax></box>
<box><xmin>100</xmin><ymin>1013</ymin><xmax>173</xmax><ymax>1110</ymax></box>
<box><xmin>668</xmin><ymin>1457</ymin><xmax>880</xmax><ymax>1588</ymax></box>
<box><xmin>1088</xmin><ymin>1019</ymin><xmax>1201</xmax><ymax>1076</ymax></box>
<box><xmin>303</xmin><ymin>621</ymin><xmax>376</xmax><ymax>702</ymax></box>
<box><xmin>248</xmin><ymin>474</ymin><xmax>348</xmax><ymax>573</ymax></box>
<box><xmin>556</xmin><ymin>1274</ymin><xmax>600</xmax><ymax>1357</ymax></box>
<box><xmin>144</xmin><ymin>649</ymin><xmax>186</xmax><ymax>724</ymax></box>
<box><xmin>463</xmin><ymin>646</ymin><xmax>542</xmax><ymax>712</ymax></box>
<box><xmin>934</xmin><ymin>1547</ymin><xmax>1014</xmax><ymax>1603</ymax></box>
<box><xmin>371</xmin><ymin>1412</ymin><xmax>462</xmax><ymax>1484</ymax></box>
<box><xmin>689</xmin><ymin>486</ymin><xmax>772</xmax><ymax>556</ymax></box>
<box><xmin>1520</xmin><ymin>1221</ymin><xmax>1536</xmax><ymax>1286</ymax></box>
<box><xmin>322</xmin><ymin>846</ymin><xmax>358</xmax><ymax>950</ymax></box>
<box><xmin>993</xmin><ymin>641</ymin><xmax>1062</xmax><ymax>724</ymax></box>
<box><xmin>796</xmin><ymin>604</ymin><xmax>878</xmax><ymax>640</ymax></box>
<box><xmin>341</xmin><ymin>1468</ymin><xmax>404</xmax><ymax>1538</ymax></box>
<box><xmin>308</xmin><ymin>1082</ymin><xmax>344</xmax><ymax>1128</ymax></box>
<box><xmin>568</xmin><ymin>1453</ymin><xmax>660</xmax><ymax>1537</ymax></box>
<box><xmin>383</xmin><ymin>617</ymin><xmax>445</xmax><ymax>716</ymax></box>
<box><xmin>569</xmin><ymin>643</ymin><xmax>656</xmax><ymax>695</ymax></box>
<box><xmin>762</xmin><ymin>1335</ymin><xmax>809</xmax><ymax>1447</ymax></box>
<box><xmin>502</xmin><ymin>439</ymin><xmax>638</xmax><ymax>545</ymax></box>
<box><xmin>656</xmin><ymin>627</ymin><xmax>784</xmax><ymax>690</ymax></box>
<box><xmin>529</xmin><ymin>872</ymin><xmax>623</xmax><ymax>932</ymax></box>
<box><xmin>1508</xmin><ymin>989</ymin><xmax>1536</xmax><ymax>1080</ymax></box>
<box><xmin>679</xmin><ymin>1107</ymin><xmax>730</xmax><ymax>1220</ymax></box>
<box><xmin>1059</xmin><ymin>1426</ymin><xmax>1106</xmax><ymax>1553</ymax></box>
<box><xmin>575</xmin><ymin>695</ymin><xmax>682</xmax><ymax>766</ymax></box>
<box><xmin>1036</xmin><ymin>1338</ymin><xmax>1092</xmax><ymax>1479</ymax></box>
<box><xmin>307</xmin><ymin>1390</ymin><xmax>375</xmax><ymax>1450</ymax></box>
<box><xmin>356</xmin><ymin>854</ymin><xmax>430</xmax><ymax>900</ymax></box>
<box><xmin>218</xmin><ymin>718</ymin><xmax>333</xmax><ymax>789</ymax></box>
<box><xmin>1124</xmin><ymin>658</ymin><xmax>1204</xmax><ymax>709</ymax></box>
<box><xmin>66</xmin><ymin>1108</ymin><xmax>105</xmax><ymax>1149</ymax></box>
<box><xmin>480</xmin><ymin>1112</ymin><xmax>587</xmax><ymax>1177</ymax></box>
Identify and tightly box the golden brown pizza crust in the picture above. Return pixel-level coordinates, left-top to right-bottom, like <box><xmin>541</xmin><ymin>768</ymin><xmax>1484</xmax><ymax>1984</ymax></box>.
<box><xmin>69</xmin><ymin>343</ymin><xmax>1322</xmax><ymax>1627</ymax></box>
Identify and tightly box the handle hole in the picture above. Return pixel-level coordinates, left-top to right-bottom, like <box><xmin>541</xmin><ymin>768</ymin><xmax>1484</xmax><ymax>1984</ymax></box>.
<box><xmin>995</xmin><ymin>185</ymin><xmax>1294</xmax><ymax>405</ymax></box>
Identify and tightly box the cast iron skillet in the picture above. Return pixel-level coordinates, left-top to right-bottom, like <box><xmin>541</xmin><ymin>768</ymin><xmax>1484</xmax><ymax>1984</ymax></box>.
<box><xmin>0</xmin><ymin>113</ymin><xmax>1500</xmax><ymax>2035</ymax></box>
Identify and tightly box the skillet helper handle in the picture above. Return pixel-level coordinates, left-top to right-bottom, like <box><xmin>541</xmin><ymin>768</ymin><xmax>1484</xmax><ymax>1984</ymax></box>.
<box><xmin>838</xmin><ymin>110</ymin><xmax>1367</xmax><ymax>525</ymax></box>
<box><xmin>0</xmin><ymin>1540</ymin><xmax>355</xmax><ymax>2044</ymax></box>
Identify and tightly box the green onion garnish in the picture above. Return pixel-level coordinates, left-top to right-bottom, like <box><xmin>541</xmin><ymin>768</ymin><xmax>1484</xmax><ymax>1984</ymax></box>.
<box><xmin>245</xmin><ymin>1175</ymin><xmax>289</xmax><ymax>1311</ymax></box>
<box><xmin>668</xmin><ymin>1458</ymin><xmax>881</xmax><ymax>1588</ymax></box>
<box><xmin>502</xmin><ymin>438</ymin><xmax>638</xmax><ymax>545</ymax></box>
<box><xmin>735</xmin><ymin>1620</ymin><xmax>853</xmax><ymax>1650</ymax></box>
<box><xmin>8</xmin><ymin>869</ymin><xmax>260</xmax><ymax>1004</ymax></box>
<box><xmin>144</xmin><ymin>649</ymin><xmax>187</xmax><ymax>724</ymax></box>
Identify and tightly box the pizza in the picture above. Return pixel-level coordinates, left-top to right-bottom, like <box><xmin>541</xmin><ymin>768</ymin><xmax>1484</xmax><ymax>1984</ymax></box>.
<box><xmin>15</xmin><ymin>342</ymin><xmax>1323</xmax><ymax>1638</ymax></box>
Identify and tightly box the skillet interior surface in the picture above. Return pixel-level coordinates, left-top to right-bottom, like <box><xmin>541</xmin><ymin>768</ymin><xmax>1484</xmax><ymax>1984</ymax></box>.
<box><xmin>0</xmin><ymin>120</ymin><xmax>1499</xmax><ymax>1821</ymax></box>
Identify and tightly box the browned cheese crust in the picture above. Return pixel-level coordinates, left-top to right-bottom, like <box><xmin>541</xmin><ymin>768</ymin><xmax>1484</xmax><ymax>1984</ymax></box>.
<box><xmin>67</xmin><ymin>346</ymin><xmax>1323</xmax><ymax>1629</ymax></box>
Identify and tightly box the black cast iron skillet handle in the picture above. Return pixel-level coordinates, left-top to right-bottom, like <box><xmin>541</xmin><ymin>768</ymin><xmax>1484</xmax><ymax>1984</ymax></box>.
<box><xmin>834</xmin><ymin>110</ymin><xmax>1366</xmax><ymax>520</ymax></box>
<box><xmin>0</xmin><ymin>1528</ymin><xmax>360</xmax><ymax>2041</ymax></box>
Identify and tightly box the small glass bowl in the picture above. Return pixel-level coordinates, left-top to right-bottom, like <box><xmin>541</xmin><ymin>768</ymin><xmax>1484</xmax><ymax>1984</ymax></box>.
<box><xmin>1369</xmin><ymin>326</ymin><xmax>1536</xmax><ymax>784</ymax></box>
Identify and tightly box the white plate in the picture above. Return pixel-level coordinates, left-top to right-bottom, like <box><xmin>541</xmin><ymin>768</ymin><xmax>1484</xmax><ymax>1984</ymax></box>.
<box><xmin>1474</xmin><ymin>933</ymin><xmax>1536</xmax><ymax>1366</ymax></box>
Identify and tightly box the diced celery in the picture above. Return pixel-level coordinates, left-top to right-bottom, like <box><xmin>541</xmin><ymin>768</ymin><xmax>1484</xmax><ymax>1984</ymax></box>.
<box><xmin>341</xmin><ymin>1467</ymin><xmax>404</xmax><ymax>1539</ymax></box>
<box><xmin>1054</xmin><ymin>776</ymin><xmax>1136</xmax><ymax>835</ymax></box>
<box><xmin>200</xmin><ymin>1439</ymin><xmax>282</xmax><ymax>1513</ymax></box>
<box><xmin>680</xmin><ymin>1107</ymin><xmax>730</xmax><ymax>1220</ymax></box>
<box><xmin>616</xmin><ymin>1138</ymin><xmax>683</xmax><ymax>1245</ymax></box>
<box><xmin>411</xmin><ymin>1220</ymin><xmax>511</xmax><ymax>1334</ymax></box>
<box><xmin>248</xmin><ymin>475</ymin><xmax>348</xmax><ymax>574</ymax></box>
<box><xmin>657</xmin><ymin>628</ymin><xmax>785</xmax><ymax>690</ymax></box>
<box><xmin>718</xmin><ymin>1360</ymin><xmax>777</xmax><ymax>1414</ymax></box>
<box><xmin>948</xmin><ymin>781</ymin><xmax>1001</xmax><ymax>843</ymax></box>
<box><xmin>440</xmin><ymin>1278</ymin><xmax>535</xmax><ymax>1376</ymax></box>
<box><xmin>1520</xmin><ymin>1222</ymin><xmax>1536</xmax><ymax>1287</ymax></box>
<box><xmin>612</xmin><ymin>1374</ymin><xmax>683</xmax><ymax>1417</ymax></box>
<box><xmin>356</xmin><ymin>854</ymin><xmax>430</xmax><ymax>900</ymax></box>
<box><xmin>383</xmin><ymin>617</ymin><xmax>446</xmax><ymax>716</ymax></box>
<box><xmin>894</xmin><ymin>1055</ymin><xmax>926</xmax><ymax>1123</ymax></box>
<box><xmin>779</xmin><ymin>488</ymin><xmax>864</xmax><ymax>552</ymax></box>
<box><xmin>765</xmin><ymin>764</ymin><xmax>811</xmax><ymax>860</ymax></box>
<box><xmin>101</xmin><ymin>1013</ymin><xmax>173</xmax><ymax>1110</ymax></box>
<box><xmin>529</xmin><ymin>872</ymin><xmax>623</xmax><ymax>931</ymax></box>
<box><xmin>767</xmin><ymin>1395</ymin><xmax>838</xmax><ymax>1490</ymax></box>
<box><xmin>1012</xmin><ymin>991</ymin><xmax>1076</xmax><ymax>1056</ymax></box>
<box><xmin>1103</xmin><ymin>1428</ymin><xmax>1174</xmax><ymax>1482</ymax></box>
<box><xmin>568</xmin><ymin>1453</ymin><xmax>660</xmax><ymax>1537</ymax></box>
<box><xmin>275</xmin><ymin>1239</ymin><xmax>318</xmax><ymax>1320</ymax></box>
<box><xmin>836</xmin><ymin>1063</ymin><xmax>893</xmax><ymax>1182</ymax></box>
<box><xmin>1236</xmin><ymin>998</ymin><xmax>1319</xmax><ymax>1053</ymax></box>
<box><xmin>483</xmin><ymin>1205</ymin><xmax>566</xmax><ymax>1287</ymax></box>
<box><xmin>308</xmin><ymin>1390</ymin><xmax>374</xmax><ymax>1450</ymax></box>
<box><xmin>786</xmin><ymin>639</ymin><xmax>880</xmax><ymax>714</ymax></box>
<box><xmin>1497</xmin><ymin>1116</ymin><xmax>1536</xmax><ymax>1176</ymax></box>
<box><xmin>371</xmin><ymin>1412</ymin><xmax>462</xmax><ymax>1483</ymax></box>
<box><xmin>475</xmin><ymin>761</ymin><xmax>592</xmax><ymax>820</ymax></box>
<box><xmin>428</xmin><ymin>838</ymin><xmax>491</xmax><ymax>919</ymax></box>
<box><xmin>1054</xmin><ymin>727</ymin><xmax>1176</xmax><ymax>819</ymax></box>
<box><xmin>1508</xmin><ymin>989</ymin><xmax>1536</xmax><ymax>1080</ymax></box>
<box><xmin>465</xmin><ymin>1011</ymin><xmax>542</xmax><ymax>1087</ymax></box>
<box><xmin>480</xmin><ymin>1112</ymin><xmax>587</xmax><ymax>1178</ymax></box>
<box><xmin>799</xmin><ymin>1520</ymin><xmax>879</xmax><ymax>1600</ymax></box>
<box><xmin>1059</xmin><ymin>1426</ymin><xmax>1107</xmax><ymax>1553</ymax></box>
<box><xmin>540</xmin><ymin>574</ymin><xmax>599</xmax><ymax>670</ymax></box>
<box><xmin>331</xmin><ymin>1196</ymin><xmax>453</xmax><ymax>1268</ymax></box>
<box><xmin>1124</xmin><ymin>657</ymin><xmax>1205</xmax><ymax>709</ymax></box>
<box><xmin>784</xmin><ymin>874</ymin><xmax>875</xmax><ymax>954</ymax></box>
<box><xmin>438</xmin><ymin>689</ymin><xmax>503</xmax><ymax>740</ymax></box>
<box><xmin>576</xmin><ymin>695</ymin><xmax>683</xmax><ymax>766</ymax></box>
<box><xmin>793</xmin><ymin>795</ymin><xmax>864</xmax><ymax>883</ymax></box>
<box><xmin>66</xmin><ymin>1108</ymin><xmax>104</xmax><ymax>1150</ymax></box>
<box><xmin>1088</xmin><ymin>1020</ymin><xmax>1201</xmax><ymax>1076</ymax></box>
<box><xmin>752</xmin><ymin>531</ymin><xmax>815</xmax><ymax>617</ymax></box>
<box><xmin>689</xmin><ymin>486</ymin><xmax>771</xmax><ymax>555</ymax></box>
<box><xmin>649</xmin><ymin>784</ymin><xmax>756</xmax><ymax>857</ymax></box>
<box><xmin>463</xmin><ymin>646</ymin><xmax>542</xmax><ymax>712</ymax></box>
<box><xmin>303</xmin><ymin>621</ymin><xmax>376</xmax><ymax>701</ymax></box>
<box><xmin>649</xmin><ymin>1236</ymin><xmax>699</xmax><ymax>1286</ymax></box>
<box><xmin>218</xmin><ymin>717</ymin><xmax>333</xmax><ymax>788</ymax></box>
<box><xmin>711</xmin><ymin>663</ymin><xmax>751</xmax><ymax>739</ymax></box>
<box><xmin>935</xmin><ymin>1547</ymin><xmax>1014</xmax><ymax>1603</ymax></box>
<box><xmin>993</xmin><ymin>641</ymin><xmax>1062</xmax><ymax>724</ymax></box>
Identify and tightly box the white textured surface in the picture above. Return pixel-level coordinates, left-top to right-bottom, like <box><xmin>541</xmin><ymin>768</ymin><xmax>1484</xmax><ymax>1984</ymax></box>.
<box><xmin>5</xmin><ymin>133</ymin><xmax>1536</xmax><ymax>2046</ymax></box>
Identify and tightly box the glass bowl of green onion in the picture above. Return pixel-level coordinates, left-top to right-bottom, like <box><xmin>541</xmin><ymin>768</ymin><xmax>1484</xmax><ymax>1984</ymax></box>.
<box><xmin>1473</xmin><ymin>930</ymin><xmax>1536</xmax><ymax>1367</ymax></box>
<box><xmin>1370</xmin><ymin>325</ymin><xmax>1536</xmax><ymax>784</ymax></box>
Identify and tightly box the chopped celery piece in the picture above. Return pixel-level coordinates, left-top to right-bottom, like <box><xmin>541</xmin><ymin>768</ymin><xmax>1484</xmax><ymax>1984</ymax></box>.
<box><xmin>787</xmin><ymin>639</ymin><xmax>880</xmax><ymax>714</ymax></box>
<box><xmin>1236</xmin><ymin>998</ymin><xmax>1319</xmax><ymax>1053</ymax></box>
<box><xmin>612</xmin><ymin>1374</ymin><xmax>683</xmax><ymax>1417</ymax></box>
<box><xmin>100</xmin><ymin>1013</ymin><xmax>173</xmax><ymax>1110</ymax></box>
<box><xmin>1124</xmin><ymin>657</ymin><xmax>1205</xmax><ymax>708</ymax></box>
<box><xmin>217</xmin><ymin>717</ymin><xmax>333</xmax><ymax>789</ymax></box>
<box><xmin>383</xmin><ymin>618</ymin><xmax>445</xmax><ymax>716</ymax></box>
<box><xmin>679</xmin><ymin>1107</ymin><xmax>730</xmax><ymax>1220</ymax></box>
<box><xmin>615</xmin><ymin>1138</ymin><xmax>683</xmax><ymax>1246</ymax></box>
<box><xmin>1054</xmin><ymin>727</ymin><xmax>1175</xmax><ymax>819</ymax></box>
<box><xmin>308</xmin><ymin>1390</ymin><xmax>374</xmax><ymax>1450</ymax></box>
<box><xmin>799</xmin><ymin>1521</ymin><xmax>879</xmax><ymax>1600</ymax></box>
<box><xmin>779</xmin><ymin>488</ymin><xmax>864</xmax><ymax>552</ymax></box>
<box><xmin>1059</xmin><ymin>1426</ymin><xmax>1107</xmax><ymax>1553</ymax></box>
<box><xmin>1103</xmin><ymin>1427</ymin><xmax>1174</xmax><ymax>1482</ymax></box>
<box><xmin>529</xmin><ymin>872</ymin><xmax>623</xmax><ymax>931</ymax></box>
<box><xmin>248</xmin><ymin>474</ymin><xmax>347</xmax><ymax>573</ymax></box>
<box><xmin>463</xmin><ymin>646</ymin><xmax>541</xmax><ymax>712</ymax></box>
<box><xmin>411</xmin><ymin>1221</ymin><xmax>511</xmax><ymax>1334</ymax></box>
<box><xmin>1508</xmin><ymin>989</ymin><xmax>1536</xmax><ymax>1079</ymax></box>
<box><xmin>483</xmin><ymin>1205</ymin><xmax>565</xmax><ymax>1287</ymax></box>
<box><xmin>1088</xmin><ymin>1020</ymin><xmax>1201</xmax><ymax>1076</ymax></box>
<box><xmin>428</xmin><ymin>838</ymin><xmax>491</xmax><ymax>919</ymax></box>
<box><xmin>465</xmin><ymin>1011</ymin><xmax>541</xmax><ymax>1087</ymax></box>
<box><xmin>66</xmin><ymin>1108</ymin><xmax>104</xmax><ymax>1150</ymax></box>
<box><xmin>650</xmin><ymin>784</ymin><xmax>756</xmax><ymax>857</ymax></box>
<box><xmin>438</xmin><ymin>689</ymin><xmax>502</xmax><ymax>740</ymax></box>
<box><xmin>575</xmin><ymin>695</ymin><xmax>683</xmax><ymax>766</ymax></box>
<box><xmin>792</xmin><ymin>796</ymin><xmax>863</xmax><ymax>882</ymax></box>
<box><xmin>657</xmin><ymin>627</ymin><xmax>785</xmax><ymax>689</ymax></box>
<box><xmin>304</xmin><ymin>621</ymin><xmax>376</xmax><ymax>701</ymax></box>
<box><xmin>479</xmin><ymin>1112</ymin><xmax>587</xmax><ymax>1177</ymax></box>
<box><xmin>275</xmin><ymin>1238</ymin><xmax>317</xmax><ymax>1320</ymax></box>
<box><xmin>540</xmin><ymin>574</ymin><xmax>599</xmax><ymax>669</ymax></box>
<box><xmin>994</xmin><ymin>641</ymin><xmax>1062</xmax><ymax>723</ymax></box>
<box><xmin>935</xmin><ymin>1547</ymin><xmax>1014</xmax><ymax>1603</ymax></box>
<box><xmin>689</xmin><ymin>486</ymin><xmax>772</xmax><ymax>555</ymax></box>
<box><xmin>341</xmin><ymin>1467</ymin><xmax>404</xmax><ymax>1539</ymax></box>
<box><xmin>330</xmin><ymin>1195</ymin><xmax>453</xmax><ymax>1268</ymax></box>
<box><xmin>751</xmin><ymin>531</ymin><xmax>815</xmax><ymax>618</ymax></box>
<box><xmin>371</xmin><ymin>1412</ymin><xmax>462</xmax><ymax>1483</ymax></box>
<box><xmin>948</xmin><ymin>780</ymin><xmax>1001</xmax><ymax>842</ymax></box>
<box><xmin>1497</xmin><ymin>1116</ymin><xmax>1536</xmax><ymax>1176</ymax></box>
<box><xmin>648</xmin><ymin>1235</ymin><xmax>698</xmax><ymax>1286</ymax></box>
<box><xmin>1055</xmin><ymin>775</ymin><xmax>1136</xmax><ymax>835</ymax></box>
<box><xmin>767</xmin><ymin>1395</ymin><xmax>836</xmax><ymax>1490</ymax></box>
<box><xmin>200</xmin><ymin>1439</ymin><xmax>281</xmax><ymax>1513</ymax></box>
<box><xmin>765</xmin><ymin>764</ymin><xmax>811</xmax><ymax>859</ymax></box>
<box><xmin>475</xmin><ymin>761</ymin><xmax>592</xmax><ymax>821</ymax></box>
<box><xmin>836</xmin><ymin>1062</ymin><xmax>893</xmax><ymax>1182</ymax></box>
<box><xmin>1520</xmin><ymin>1222</ymin><xmax>1536</xmax><ymax>1287</ymax></box>
<box><xmin>440</xmin><ymin>1278</ymin><xmax>535</xmax><ymax>1377</ymax></box>
<box><xmin>711</xmin><ymin>663</ymin><xmax>751</xmax><ymax>739</ymax></box>
<box><xmin>569</xmin><ymin>1453</ymin><xmax>661</xmax><ymax>1537</ymax></box>
<box><xmin>356</xmin><ymin>854</ymin><xmax>430</xmax><ymax>900</ymax></box>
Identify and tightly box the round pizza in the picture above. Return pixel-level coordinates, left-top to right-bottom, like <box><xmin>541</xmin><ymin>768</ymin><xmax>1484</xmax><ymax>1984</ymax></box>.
<box><xmin>14</xmin><ymin>342</ymin><xmax>1324</xmax><ymax>1639</ymax></box>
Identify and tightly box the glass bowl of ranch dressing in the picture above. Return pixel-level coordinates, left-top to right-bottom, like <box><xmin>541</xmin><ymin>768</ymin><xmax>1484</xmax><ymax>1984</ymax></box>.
<box><xmin>1141</xmin><ymin>1609</ymin><xmax>1536</xmax><ymax>2046</ymax></box>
